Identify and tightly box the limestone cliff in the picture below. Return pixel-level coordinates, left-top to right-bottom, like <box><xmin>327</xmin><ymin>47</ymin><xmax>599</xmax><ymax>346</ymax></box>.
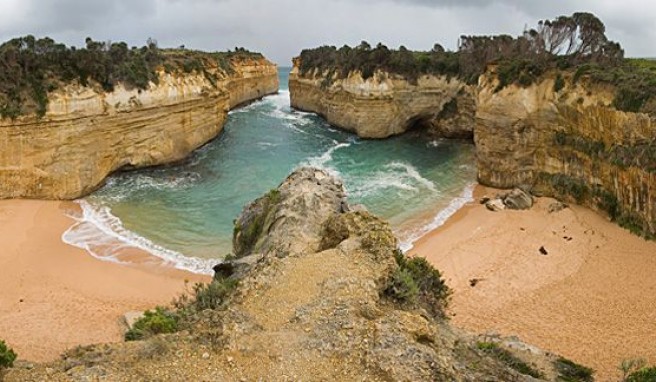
<box><xmin>476</xmin><ymin>69</ymin><xmax>655</xmax><ymax>237</ymax></box>
<box><xmin>0</xmin><ymin>57</ymin><xmax>278</xmax><ymax>199</ymax></box>
<box><xmin>289</xmin><ymin>63</ymin><xmax>475</xmax><ymax>139</ymax></box>
<box><xmin>7</xmin><ymin>168</ymin><xmax>577</xmax><ymax>381</ymax></box>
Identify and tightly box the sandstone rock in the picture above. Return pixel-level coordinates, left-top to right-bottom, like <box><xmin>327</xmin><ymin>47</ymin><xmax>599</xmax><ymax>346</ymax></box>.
<box><xmin>485</xmin><ymin>199</ymin><xmax>506</xmax><ymax>212</ymax></box>
<box><xmin>213</xmin><ymin>253</ymin><xmax>264</xmax><ymax>281</ymax></box>
<box><xmin>548</xmin><ymin>201</ymin><xmax>568</xmax><ymax>213</ymax></box>
<box><xmin>426</xmin><ymin>89</ymin><xmax>476</xmax><ymax>139</ymax></box>
<box><xmin>289</xmin><ymin>63</ymin><xmax>474</xmax><ymax>139</ymax></box>
<box><xmin>503</xmin><ymin>188</ymin><xmax>534</xmax><ymax>210</ymax></box>
<box><xmin>0</xmin><ymin>58</ymin><xmax>279</xmax><ymax>199</ymax></box>
<box><xmin>232</xmin><ymin>167</ymin><xmax>347</xmax><ymax>258</ymax></box>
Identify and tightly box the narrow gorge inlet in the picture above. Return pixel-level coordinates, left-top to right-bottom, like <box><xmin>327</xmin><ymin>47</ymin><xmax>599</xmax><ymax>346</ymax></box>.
<box><xmin>1</xmin><ymin>6</ymin><xmax>656</xmax><ymax>382</ymax></box>
<box><xmin>64</xmin><ymin>68</ymin><xmax>476</xmax><ymax>273</ymax></box>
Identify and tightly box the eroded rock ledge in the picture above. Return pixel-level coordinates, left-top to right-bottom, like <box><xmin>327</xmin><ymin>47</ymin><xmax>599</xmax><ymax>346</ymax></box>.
<box><xmin>0</xmin><ymin>57</ymin><xmax>278</xmax><ymax>199</ymax></box>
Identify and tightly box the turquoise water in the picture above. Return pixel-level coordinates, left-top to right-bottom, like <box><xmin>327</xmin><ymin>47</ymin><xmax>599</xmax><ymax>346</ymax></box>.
<box><xmin>63</xmin><ymin>68</ymin><xmax>476</xmax><ymax>274</ymax></box>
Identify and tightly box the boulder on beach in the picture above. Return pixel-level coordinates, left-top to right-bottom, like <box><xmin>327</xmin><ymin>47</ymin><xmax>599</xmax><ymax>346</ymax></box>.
<box><xmin>503</xmin><ymin>188</ymin><xmax>533</xmax><ymax>210</ymax></box>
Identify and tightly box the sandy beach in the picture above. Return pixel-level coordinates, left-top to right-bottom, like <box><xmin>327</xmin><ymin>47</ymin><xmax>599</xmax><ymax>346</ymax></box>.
<box><xmin>410</xmin><ymin>186</ymin><xmax>656</xmax><ymax>381</ymax></box>
<box><xmin>0</xmin><ymin>200</ymin><xmax>210</xmax><ymax>362</ymax></box>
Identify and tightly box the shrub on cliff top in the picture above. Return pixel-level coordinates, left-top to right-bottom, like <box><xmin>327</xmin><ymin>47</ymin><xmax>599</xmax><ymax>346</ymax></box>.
<box><xmin>0</xmin><ymin>340</ymin><xmax>17</xmax><ymax>369</ymax></box>
<box><xmin>125</xmin><ymin>307</ymin><xmax>179</xmax><ymax>341</ymax></box>
<box><xmin>179</xmin><ymin>278</ymin><xmax>238</xmax><ymax>312</ymax></box>
<box><xmin>297</xmin><ymin>12</ymin><xmax>654</xmax><ymax>108</ymax></box>
<box><xmin>384</xmin><ymin>251</ymin><xmax>451</xmax><ymax>318</ymax></box>
<box><xmin>172</xmin><ymin>276</ymin><xmax>239</xmax><ymax>324</ymax></box>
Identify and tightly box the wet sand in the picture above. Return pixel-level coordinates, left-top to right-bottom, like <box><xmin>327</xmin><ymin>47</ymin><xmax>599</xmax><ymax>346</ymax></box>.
<box><xmin>410</xmin><ymin>186</ymin><xmax>656</xmax><ymax>381</ymax></box>
<box><xmin>0</xmin><ymin>200</ymin><xmax>210</xmax><ymax>362</ymax></box>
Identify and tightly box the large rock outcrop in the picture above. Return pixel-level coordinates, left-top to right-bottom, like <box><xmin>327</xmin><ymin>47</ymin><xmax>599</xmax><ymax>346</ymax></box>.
<box><xmin>289</xmin><ymin>63</ymin><xmax>475</xmax><ymax>139</ymax></box>
<box><xmin>0</xmin><ymin>57</ymin><xmax>278</xmax><ymax>199</ymax></box>
<box><xmin>8</xmin><ymin>167</ymin><xmax>575</xmax><ymax>381</ymax></box>
<box><xmin>476</xmin><ymin>69</ymin><xmax>656</xmax><ymax>236</ymax></box>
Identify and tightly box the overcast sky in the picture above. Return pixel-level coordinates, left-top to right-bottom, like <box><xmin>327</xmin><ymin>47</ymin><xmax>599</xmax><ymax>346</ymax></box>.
<box><xmin>0</xmin><ymin>0</ymin><xmax>653</xmax><ymax>64</ymax></box>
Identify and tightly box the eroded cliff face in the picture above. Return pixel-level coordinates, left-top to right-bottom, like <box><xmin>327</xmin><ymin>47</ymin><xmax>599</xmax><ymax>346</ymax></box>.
<box><xmin>289</xmin><ymin>64</ymin><xmax>475</xmax><ymax>139</ymax></box>
<box><xmin>476</xmin><ymin>70</ymin><xmax>655</xmax><ymax>236</ymax></box>
<box><xmin>289</xmin><ymin>62</ymin><xmax>655</xmax><ymax>236</ymax></box>
<box><xmin>0</xmin><ymin>57</ymin><xmax>278</xmax><ymax>199</ymax></box>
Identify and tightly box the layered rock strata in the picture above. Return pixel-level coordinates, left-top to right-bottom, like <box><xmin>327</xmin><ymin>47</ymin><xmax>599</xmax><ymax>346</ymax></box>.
<box><xmin>0</xmin><ymin>57</ymin><xmax>278</xmax><ymax>199</ymax></box>
<box><xmin>476</xmin><ymin>70</ymin><xmax>655</xmax><ymax>236</ymax></box>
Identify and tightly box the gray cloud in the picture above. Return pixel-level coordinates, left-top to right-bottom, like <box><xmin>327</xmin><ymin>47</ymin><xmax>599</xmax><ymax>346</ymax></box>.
<box><xmin>0</xmin><ymin>0</ymin><xmax>653</xmax><ymax>64</ymax></box>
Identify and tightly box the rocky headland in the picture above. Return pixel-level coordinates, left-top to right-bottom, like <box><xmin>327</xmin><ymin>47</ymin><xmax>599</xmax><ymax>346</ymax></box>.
<box><xmin>5</xmin><ymin>168</ymin><xmax>590</xmax><ymax>381</ymax></box>
<box><xmin>0</xmin><ymin>49</ymin><xmax>278</xmax><ymax>200</ymax></box>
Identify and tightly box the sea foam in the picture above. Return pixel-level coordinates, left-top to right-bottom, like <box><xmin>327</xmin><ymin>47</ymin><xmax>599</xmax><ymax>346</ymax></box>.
<box><xmin>398</xmin><ymin>183</ymin><xmax>476</xmax><ymax>252</ymax></box>
<box><xmin>62</xmin><ymin>200</ymin><xmax>216</xmax><ymax>275</ymax></box>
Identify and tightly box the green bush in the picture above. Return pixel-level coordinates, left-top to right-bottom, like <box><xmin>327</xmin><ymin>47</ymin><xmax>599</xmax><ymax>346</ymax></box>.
<box><xmin>386</xmin><ymin>268</ymin><xmax>419</xmax><ymax>303</ymax></box>
<box><xmin>476</xmin><ymin>342</ymin><xmax>543</xmax><ymax>378</ymax></box>
<box><xmin>173</xmin><ymin>277</ymin><xmax>239</xmax><ymax>316</ymax></box>
<box><xmin>554</xmin><ymin>357</ymin><xmax>594</xmax><ymax>382</ymax></box>
<box><xmin>384</xmin><ymin>251</ymin><xmax>451</xmax><ymax>318</ymax></box>
<box><xmin>125</xmin><ymin>307</ymin><xmax>179</xmax><ymax>341</ymax></box>
<box><xmin>188</xmin><ymin>278</ymin><xmax>238</xmax><ymax>311</ymax></box>
<box><xmin>617</xmin><ymin>212</ymin><xmax>654</xmax><ymax>239</ymax></box>
<box><xmin>627</xmin><ymin>366</ymin><xmax>656</xmax><ymax>382</ymax></box>
<box><xmin>0</xmin><ymin>340</ymin><xmax>17</xmax><ymax>369</ymax></box>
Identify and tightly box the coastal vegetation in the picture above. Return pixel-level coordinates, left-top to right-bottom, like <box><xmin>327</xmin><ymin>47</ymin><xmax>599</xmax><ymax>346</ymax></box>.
<box><xmin>619</xmin><ymin>359</ymin><xmax>656</xmax><ymax>381</ymax></box>
<box><xmin>385</xmin><ymin>250</ymin><xmax>451</xmax><ymax>318</ymax></box>
<box><xmin>125</xmin><ymin>276</ymin><xmax>238</xmax><ymax>341</ymax></box>
<box><xmin>124</xmin><ymin>307</ymin><xmax>179</xmax><ymax>341</ymax></box>
<box><xmin>233</xmin><ymin>188</ymin><xmax>281</xmax><ymax>258</ymax></box>
<box><xmin>0</xmin><ymin>340</ymin><xmax>16</xmax><ymax>369</ymax></box>
<box><xmin>539</xmin><ymin>172</ymin><xmax>654</xmax><ymax>239</ymax></box>
<box><xmin>0</xmin><ymin>35</ymin><xmax>262</xmax><ymax>119</ymax></box>
<box><xmin>297</xmin><ymin>12</ymin><xmax>655</xmax><ymax>115</ymax></box>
